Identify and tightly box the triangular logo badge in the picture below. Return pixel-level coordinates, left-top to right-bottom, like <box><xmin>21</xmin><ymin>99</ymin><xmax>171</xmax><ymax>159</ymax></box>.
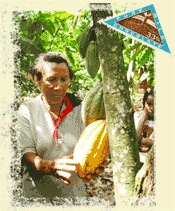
<box><xmin>100</xmin><ymin>4</ymin><xmax>170</xmax><ymax>53</ymax></box>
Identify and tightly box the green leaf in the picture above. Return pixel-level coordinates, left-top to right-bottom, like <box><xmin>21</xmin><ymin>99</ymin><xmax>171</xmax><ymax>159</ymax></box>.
<box><xmin>22</xmin><ymin>30</ymin><xmax>29</xmax><ymax>37</ymax></box>
<box><xmin>72</xmin><ymin>16</ymin><xmax>78</xmax><ymax>29</ymax></box>
<box><xmin>42</xmin><ymin>21</ymin><xmax>55</xmax><ymax>36</ymax></box>
<box><xmin>19</xmin><ymin>21</ymin><xmax>31</xmax><ymax>31</ymax></box>
<box><xmin>138</xmin><ymin>45</ymin><xmax>147</xmax><ymax>58</ymax></box>
<box><xmin>59</xmin><ymin>19</ymin><xmax>67</xmax><ymax>30</ymax></box>
<box><xmin>147</xmin><ymin>71</ymin><xmax>154</xmax><ymax>79</ymax></box>
<box><xmin>26</xmin><ymin>45</ymin><xmax>41</xmax><ymax>55</ymax></box>
<box><xmin>139</xmin><ymin>48</ymin><xmax>153</xmax><ymax>67</ymax></box>
<box><xmin>126</xmin><ymin>42</ymin><xmax>142</xmax><ymax>54</ymax></box>
<box><xmin>118</xmin><ymin>32</ymin><xmax>125</xmax><ymax>41</ymax></box>
<box><xmin>40</xmin><ymin>31</ymin><xmax>49</xmax><ymax>40</ymax></box>
<box><xmin>37</xmin><ymin>12</ymin><xmax>51</xmax><ymax>22</ymax></box>
<box><xmin>54</xmin><ymin>11</ymin><xmax>74</xmax><ymax>20</ymax></box>
<box><xmin>32</xmin><ymin>38</ymin><xmax>44</xmax><ymax>52</ymax></box>
<box><xmin>28</xmin><ymin>22</ymin><xmax>42</xmax><ymax>33</ymax></box>
<box><xmin>65</xmin><ymin>46</ymin><xmax>75</xmax><ymax>66</ymax></box>
<box><xmin>151</xmin><ymin>80</ymin><xmax>155</xmax><ymax>87</ymax></box>
<box><xmin>130</xmin><ymin>51</ymin><xmax>138</xmax><ymax>61</ymax></box>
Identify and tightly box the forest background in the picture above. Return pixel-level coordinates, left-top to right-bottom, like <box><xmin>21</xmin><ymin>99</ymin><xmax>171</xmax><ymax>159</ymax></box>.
<box><xmin>10</xmin><ymin>3</ymin><xmax>156</xmax><ymax>207</ymax></box>
<box><xmin>0</xmin><ymin>1</ymin><xmax>175</xmax><ymax>210</ymax></box>
<box><xmin>12</xmin><ymin>3</ymin><xmax>154</xmax><ymax>107</ymax></box>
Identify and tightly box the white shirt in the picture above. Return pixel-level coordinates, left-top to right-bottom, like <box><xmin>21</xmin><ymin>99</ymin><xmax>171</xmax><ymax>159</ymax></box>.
<box><xmin>18</xmin><ymin>93</ymin><xmax>86</xmax><ymax>199</ymax></box>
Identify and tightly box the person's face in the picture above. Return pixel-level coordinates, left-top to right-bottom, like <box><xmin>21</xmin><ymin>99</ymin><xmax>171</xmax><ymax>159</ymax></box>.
<box><xmin>145</xmin><ymin>94</ymin><xmax>154</xmax><ymax>115</ymax></box>
<box><xmin>38</xmin><ymin>62</ymin><xmax>70</xmax><ymax>106</ymax></box>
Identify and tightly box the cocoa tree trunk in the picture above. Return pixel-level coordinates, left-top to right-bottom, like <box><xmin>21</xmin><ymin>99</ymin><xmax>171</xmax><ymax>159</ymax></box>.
<box><xmin>90</xmin><ymin>3</ymin><xmax>140</xmax><ymax>205</ymax></box>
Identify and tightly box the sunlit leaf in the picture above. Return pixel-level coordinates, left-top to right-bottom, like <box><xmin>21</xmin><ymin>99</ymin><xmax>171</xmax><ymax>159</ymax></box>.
<box><xmin>54</xmin><ymin>11</ymin><xmax>74</xmax><ymax>20</ymax></box>
<box><xmin>73</xmin><ymin>16</ymin><xmax>78</xmax><ymax>29</ymax></box>
<box><xmin>130</xmin><ymin>51</ymin><xmax>138</xmax><ymax>61</ymax></box>
<box><xmin>139</xmin><ymin>48</ymin><xmax>153</xmax><ymax>67</ymax></box>
<box><xmin>65</xmin><ymin>46</ymin><xmax>75</xmax><ymax>66</ymax></box>
<box><xmin>42</xmin><ymin>21</ymin><xmax>55</xmax><ymax>36</ymax></box>
<box><xmin>40</xmin><ymin>31</ymin><xmax>50</xmax><ymax>42</ymax></box>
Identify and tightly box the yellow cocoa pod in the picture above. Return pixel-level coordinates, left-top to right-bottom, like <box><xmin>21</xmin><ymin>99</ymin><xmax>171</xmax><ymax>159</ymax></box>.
<box><xmin>74</xmin><ymin>120</ymin><xmax>109</xmax><ymax>178</ymax></box>
<box><xmin>86</xmin><ymin>41</ymin><xmax>100</xmax><ymax>79</ymax></box>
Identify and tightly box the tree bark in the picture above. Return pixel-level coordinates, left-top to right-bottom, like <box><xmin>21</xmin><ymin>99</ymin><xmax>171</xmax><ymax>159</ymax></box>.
<box><xmin>135</xmin><ymin>145</ymin><xmax>155</xmax><ymax>197</ymax></box>
<box><xmin>90</xmin><ymin>3</ymin><xmax>140</xmax><ymax>206</ymax></box>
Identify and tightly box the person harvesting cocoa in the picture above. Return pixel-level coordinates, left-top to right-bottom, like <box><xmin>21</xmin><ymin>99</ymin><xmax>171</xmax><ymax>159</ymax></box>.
<box><xmin>18</xmin><ymin>51</ymin><xmax>106</xmax><ymax>204</ymax></box>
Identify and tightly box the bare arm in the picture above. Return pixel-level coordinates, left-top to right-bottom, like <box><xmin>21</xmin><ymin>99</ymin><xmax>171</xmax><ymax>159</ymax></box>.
<box><xmin>140</xmin><ymin>131</ymin><xmax>155</xmax><ymax>145</ymax></box>
<box><xmin>22</xmin><ymin>152</ymin><xmax>53</xmax><ymax>174</ymax></box>
<box><xmin>22</xmin><ymin>152</ymin><xmax>107</xmax><ymax>184</ymax></box>
<box><xmin>22</xmin><ymin>152</ymin><xmax>77</xmax><ymax>185</ymax></box>
<box><xmin>136</xmin><ymin>108</ymin><xmax>148</xmax><ymax>141</ymax></box>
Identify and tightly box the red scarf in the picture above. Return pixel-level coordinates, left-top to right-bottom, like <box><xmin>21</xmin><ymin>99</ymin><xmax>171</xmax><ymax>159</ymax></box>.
<box><xmin>50</xmin><ymin>96</ymin><xmax>73</xmax><ymax>142</ymax></box>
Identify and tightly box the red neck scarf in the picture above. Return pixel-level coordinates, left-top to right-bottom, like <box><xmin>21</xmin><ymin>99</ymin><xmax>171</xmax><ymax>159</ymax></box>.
<box><xmin>50</xmin><ymin>96</ymin><xmax>73</xmax><ymax>142</ymax></box>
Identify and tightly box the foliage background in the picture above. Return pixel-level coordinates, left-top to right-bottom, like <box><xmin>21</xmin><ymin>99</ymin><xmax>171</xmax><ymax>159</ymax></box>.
<box><xmin>12</xmin><ymin>3</ymin><xmax>154</xmax><ymax>109</ymax></box>
<box><xmin>11</xmin><ymin>3</ymin><xmax>155</xmax><ymax>207</ymax></box>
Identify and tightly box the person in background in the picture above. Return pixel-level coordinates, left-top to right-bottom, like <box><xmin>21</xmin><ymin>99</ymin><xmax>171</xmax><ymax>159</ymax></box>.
<box><xmin>18</xmin><ymin>51</ymin><xmax>106</xmax><ymax>204</ymax></box>
<box><xmin>136</xmin><ymin>88</ymin><xmax>154</xmax><ymax>165</ymax></box>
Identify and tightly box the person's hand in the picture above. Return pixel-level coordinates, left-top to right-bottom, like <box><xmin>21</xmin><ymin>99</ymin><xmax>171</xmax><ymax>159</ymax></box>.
<box><xmin>81</xmin><ymin>160</ymin><xmax>110</xmax><ymax>183</ymax></box>
<box><xmin>141</xmin><ymin>137</ymin><xmax>154</xmax><ymax>146</ymax></box>
<box><xmin>51</xmin><ymin>155</ymin><xmax>78</xmax><ymax>185</ymax></box>
<box><xmin>145</xmin><ymin>101</ymin><xmax>154</xmax><ymax>115</ymax></box>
